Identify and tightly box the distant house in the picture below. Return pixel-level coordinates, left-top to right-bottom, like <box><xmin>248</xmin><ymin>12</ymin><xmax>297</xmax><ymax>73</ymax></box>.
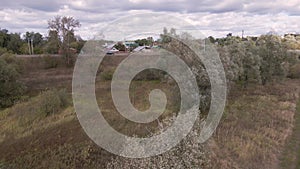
<box><xmin>102</xmin><ymin>43</ymin><xmax>115</xmax><ymax>49</ymax></box>
<box><xmin>284</xmin><ymin>33</ymin><xmax>300</xmax><ymax>38</ymax></box>
<box><xmin>102</xmin><ymin>43</ymin><xmax>120</xmax><ymax>54</ymax></box>
<box><xmin>124</xmin><ymin>41</ymin><xmax>138</xmax><ymax>48</ymax></box>
<box><xmin>133</xmin><ymin>46</ymin><xmax>146</xmax><ymax>52</ymax></box>
<box><xmin>132</xmin><ymin>46</ymin><xmax>152</xmax><ymax>52</ymax></box>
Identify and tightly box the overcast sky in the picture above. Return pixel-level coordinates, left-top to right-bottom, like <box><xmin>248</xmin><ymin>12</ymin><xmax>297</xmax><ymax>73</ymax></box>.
<box><xmin>0</xmin><ymin>0</ymin><xmax>299</xmax><ymax>39</ymax></box>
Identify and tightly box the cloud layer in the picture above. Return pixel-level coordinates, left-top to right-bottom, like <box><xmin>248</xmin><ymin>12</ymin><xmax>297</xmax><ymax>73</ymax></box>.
<box><xmin>0</xmin><ymin>0</ymin><xmax>299</xmax><ymax>39</ymax></box>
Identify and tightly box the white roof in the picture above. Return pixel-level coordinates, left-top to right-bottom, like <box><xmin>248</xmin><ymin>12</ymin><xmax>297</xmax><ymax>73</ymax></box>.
<box><xmin>133</xmin><ymin>46</ymin><xmax>146</xmax><ymax>52</ymax></box>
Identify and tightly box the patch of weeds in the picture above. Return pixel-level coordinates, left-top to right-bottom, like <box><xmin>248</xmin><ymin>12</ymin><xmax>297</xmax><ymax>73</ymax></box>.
<box><xmin>296</xmin><ymin>99</ymin><xmax>300</xmax><ymax>168</ymax></box>
<box><xmin>101</xmin><ymin>70</ymin><xmax>114</xmax><ymax>81</ymax></box>
<box><xmin>38</xmin><ymin>88</ymin><xmax>69</xmax><ymax>116</ymax></box>
<box><xmin>43</xmin><ymin>55</ymin><xmax>59</xmax><ymax>69</ymax></box>
<box><xmin>0</xmin><ymin>88</ymin><xmax>71</xmax><ymax>139</ymax></box>
<box><xmin>280</xmin><ymin>98</ymin><xmax>300</xmax><ymax>169</ymax></box>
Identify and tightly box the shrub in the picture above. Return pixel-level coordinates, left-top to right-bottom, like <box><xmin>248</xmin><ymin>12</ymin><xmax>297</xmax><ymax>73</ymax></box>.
<box><xmin>0</xmin><ymin>47</ymin><xmax>8</xmax><ymax>56</ymax></box>
<box><xmin>1</xmin><ymin>52</ymin><xmax>23</xmax><ymax>73</ymax></box>
<box><xmin>43</xmin><ymin>55</ymin><xmax>58</xmax><ymax>69</ymax></box>
<box><xmin>0</xmin><ymin>53</ymin><xmax>24</xmax><ymax>108</ymax></box>
<box><xmin>101</xmin><ymin>70</ymin><xmax>114</xmax><ymax>80</ymax></box>
<box><xmin>38</xmin><ymin>89</ymin><xmax>69</xmax><ymax>116</ymax></box>
<box><xmin>288</xmin><ymin>63</ymin><xmax>300</xmax><ymax>79</ymax></box>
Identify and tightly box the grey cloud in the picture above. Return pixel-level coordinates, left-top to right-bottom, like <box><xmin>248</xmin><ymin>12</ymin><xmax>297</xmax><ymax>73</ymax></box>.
<box><xmin>0</xmin><ymin>0</ymin><xmax>300</xmax><ymax>39</ymax></box>
<box><xmin>64</xmin><ymin>0</ymin><xmax>300</xmax><ymax>15</ymax></box>
<box><xmin>0</xmin><ymin>0</ymin><xmax>64</xmax><ymax>12</ymax></box>
<box><xmin>244</xmin><ymin>1</ymin><xmax>300</xmax><ymax>15</ymax></box>
<box><xmin>21</xmin><ymin>2</ymin><xmax>62</xmax><ymax>12</ymax></box>
<box><xmin>1</xmin><ymin>0</ymin><xmax>300</xmax><ymax>15</ymax></box>
<box><xmin>66</xmin><ymin>0</ymin><xmax>244</xmax><ymax>14</ymax></box>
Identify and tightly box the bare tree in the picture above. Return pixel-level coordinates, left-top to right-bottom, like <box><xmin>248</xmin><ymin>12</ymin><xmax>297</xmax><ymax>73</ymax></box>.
<box><xmin>48</xmin><ymin>16</ymin><xmax>81</xmax><ymax>65</ymax></box>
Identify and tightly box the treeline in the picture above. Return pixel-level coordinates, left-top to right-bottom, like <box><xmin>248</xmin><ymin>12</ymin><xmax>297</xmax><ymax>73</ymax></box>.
<box><xmin>161</xmin><ymin>29</ymin><xmax>298</xmax><ymax>87</ymax></box>
<box><xmin>217</xmin><ymin>35</ymin><xmax>294</xmax><ymax>86</ymax></box>
<box><xmin>0</xmin><ymin>28</ymin><xmax>85</xmax><ymax>55</ymax></box>
<box><xmin>160</xmin><ymin>28</ymin><xmax>299</xmax><ymax>112</ymax></box>
<box><xmin>0</xmin><ymin>16</ymin><xmax>85</xmax><ymax>108</ymax></box>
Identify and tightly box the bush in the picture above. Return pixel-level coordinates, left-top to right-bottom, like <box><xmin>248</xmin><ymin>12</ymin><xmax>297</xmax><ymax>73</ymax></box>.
<box><xmin>101</xmin><ymin>70</ymin><xmax>114</xmax><ymax>80</ymax></box>
<box><xmin>38</xmin><ymin>89</ymin><xmax>69</xmax><ymax>116</ymax></box>
<box><xmin>0</xmin><ymin>53</ymin><xmax>24</xmax><ymax>108</ymax></box>
<box><xmin>288</xmin><ymin>63</ymin><xmax>300</xmax><ymax>79</ymax></box>
<box><xmin>43</xmin><ymin>55</ymin><xmax>58</xmax><ymax>69</ymax></box>
<box><xmin>0</xmin><ymin>47</ymin><xmax>8</xmax><ymax>56</ymax></box>
<box><xmin>1</xmin><ymin>52</ymin><xmax>23</xmax><ymax>72</ymax></box>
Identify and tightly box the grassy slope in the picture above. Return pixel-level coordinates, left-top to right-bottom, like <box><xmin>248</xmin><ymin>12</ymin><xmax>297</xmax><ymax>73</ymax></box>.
<box><xmin>1</xmin><ymin>57</ymin><xmax>299</xmax><ymax>168</ymax></box>
<box><xmin>1</xmin><ymin>79</ymin><xmax>298</xmax><ymax>168</ymax></box>
<box><xmin>280</xmin><ymin>98</ymin><xmax>300</xmax><ymax>169</ymax></box>
<box><xmin>208</xmin><ymin>79</ymin><xmax>300</xmax><ymax>169</ymax></box>
<box><xmin>297</xmin><ymin>100</ymin><xmax>300</xmax><ymax>168</ymax></box>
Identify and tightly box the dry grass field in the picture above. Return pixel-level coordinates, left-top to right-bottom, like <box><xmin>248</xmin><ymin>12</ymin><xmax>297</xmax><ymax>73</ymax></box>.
<box><xmin>0</xmin><ymin>55</ymin><xmax>299</xmax><ymax>168</ymax></box>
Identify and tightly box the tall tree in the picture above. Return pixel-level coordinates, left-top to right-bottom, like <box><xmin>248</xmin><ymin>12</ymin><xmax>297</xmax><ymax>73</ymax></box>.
<box><xmin>24</xmin><ymin>32</ymin><xmax>45</xmax><ymax>54</ymax></box>
<box><xmin>257</xmin><ymin>35</ymin><xmax>288</xmax><ymax>84</ymax></box>
<box><xmin>7</xmin><ymin>33</ymin><xmax>22</xmax><ymax>54</ymax></box>
<box><xmin>45</xmin><ymin>30</ymin><xmax>60</xmax><ymax>54</ymax></box>
<box><xmin>48</xmin><ymin>16</ymin><xmax>80</xmax><ymax>65</ymax></box>
<box><xmin>0</xmin><ymin>29</ymin><xmax>9</xmax><ymax>48</ymax></box>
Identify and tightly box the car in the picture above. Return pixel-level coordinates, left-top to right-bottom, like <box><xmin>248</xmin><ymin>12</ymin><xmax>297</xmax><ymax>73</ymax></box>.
<box><xmin>106</xmin><ymin>47</ymin><xmax>119</xmax><ymax>55</ymax></box>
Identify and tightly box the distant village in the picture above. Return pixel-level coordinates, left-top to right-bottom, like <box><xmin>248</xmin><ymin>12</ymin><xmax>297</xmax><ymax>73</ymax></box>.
<box><xmin>102</xmin><ymin>37</ymin><xmax>160</xmax><ymax>55</ymax></box>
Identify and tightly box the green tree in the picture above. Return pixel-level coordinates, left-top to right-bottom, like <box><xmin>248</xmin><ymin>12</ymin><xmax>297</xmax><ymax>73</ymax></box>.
<box><xmin>257</xmin><ymin>35</ymin><xmax>288</xmax><ymax>84</ymax></box>
<box><xmin>135</xmin><ymin>38</ymin><xmax>152</xmax><ymax>46</ymax></box>
<box><xmin>0</xmin><ymin>53</ymin><xmax>24</xmax><ymax>107</ymax></box>
<box><xmin>208</xmin><ymin>36</ymin><xmax>215</xmax><ymax>43</ymax></box>
<box><xmin>238</xmin><ymin>40</ymin><xmax>262</xmax><ymax>86</ymax></box>
<box><xmin>6</xmin><ymin>33</ymin><xmax>22</xmax><ymax>54</ymax></box>
<box><xmin>114</xmin><ymin>42</ymin><xmax>126</xmax><ymax>51</ymax></box>
<box><xmin>24</xmin><ymin>32</ymin><xmax>45</xmax><ymax>54</ymax></box>
<box><xmin>48</xmin><ymin>16</ymin><xmax>81</xmax><ymax>65</ymax></box>
<box><xmin>0</xmin><ymin>29</ymin><xmax>9</xmax><ymax>48</ymax></box>
<box><xmin>45</xmin><ymin>30</ymin><xmax>60</xmax><ymax>54</ymax></box>
<box><xmin>160</xmin><ymin>27</ymin><xmax>171</xmax><ymax>43</ymax></box>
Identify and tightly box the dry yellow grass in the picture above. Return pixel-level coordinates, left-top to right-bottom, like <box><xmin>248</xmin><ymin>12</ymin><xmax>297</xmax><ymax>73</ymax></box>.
<box><xmin>207</xmin><ymin>79</ymin><xmax>300</xmax><ymax>169</ymax></box>
<box><xmin>0</xmin><ymin>92</ymin><xmax>75</xmax><ymax>142</ymax></box>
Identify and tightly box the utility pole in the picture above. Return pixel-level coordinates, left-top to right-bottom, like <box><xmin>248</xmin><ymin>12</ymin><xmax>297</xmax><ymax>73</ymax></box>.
<box><xmin>242</xmin><ymin>30</ymin><xmax>244</xmax><ymax>39</ymax></box>
<box><xmin>31</xmin><ymin>38</ymin><xmax>34</xmax><ymax>55</ymax></box>
<box><xmin>27</xmin><ymin>38</ymin><xmax>31</xmax><ymax>55</ymax></box>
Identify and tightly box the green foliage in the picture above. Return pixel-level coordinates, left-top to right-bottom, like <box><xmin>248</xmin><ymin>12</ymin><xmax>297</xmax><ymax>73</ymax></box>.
<box><xmin>114</xmin><ymin>42</ymin><xmax>126</xmax><ymax>51</ymax></box>
<box><xmin>38</xmin><ymin>89</ymin><xmax>69</xmax><ymax>116</ymax></box>
<box><xmin>0</xmin><ymin>47</ymin><xmax>8</xmax><ymax>55</ymax></box>
<box><xmin>160</xmin><ymin>28</ymin><xmax>172</xmax><ymax>43</ymax></box>
<box><xmin>43</xmin><ymin>55</ymin><xmax>59</xmax><ymax>69</ymax></box>
<box><xmin>0</xmin><ymin>53</ymin><xmax>24</xmax><ymax>108</ymax></box>
<box><xmin>101</xmin><ymin>70</ymin><xmax>114</xmax><ymax>80</ymax></box>
<box><xmin>24</xmin><ymin>32</ymin><xmax>44</xmax><ymax>46</ymax></box>
<box><xmin>6</xmin><ymin>33</ymin><xmax>22</xmax><ymax>54</ymax></box>
<box><xmin>45</xmin><ymin>30</ymin><xmax>60</xmax><ymax>54</ymax></box>
<box><xmin>208</xmin><ymin>36</ymin><xmax>215</xmax><ymax>43</ymax></box>
<box><xmin>257</xmin><ymin>35</ymin><xmax>288</xmax><ymax>84</ymax></box>
<box><xmin>62</xmin><ymin>50</ymin><xmax>76</xmax><ymax>67</ymax></box>
<box><xmin>218</xmin><ymin>34</ymin><xmax>289</xmax><ymax>86</ymax></box>
<box><xmin>48</xmin><ymin>16</ymin><xmax>81</xmax><ymax>65</ymax></box>
<box><xmin>135</xmin><ymin>38</ymin><xmax>153</xmax><ymax>46</ymax></box>
<box><xmin>1</xmin><ymin>53</ymin><xmax>23</xmax><ymax>72</ymax></box>
<box><xmin>0</xmin><ymin>29</ymin><xmax>9</xmax><ymax>48</ymax></box>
